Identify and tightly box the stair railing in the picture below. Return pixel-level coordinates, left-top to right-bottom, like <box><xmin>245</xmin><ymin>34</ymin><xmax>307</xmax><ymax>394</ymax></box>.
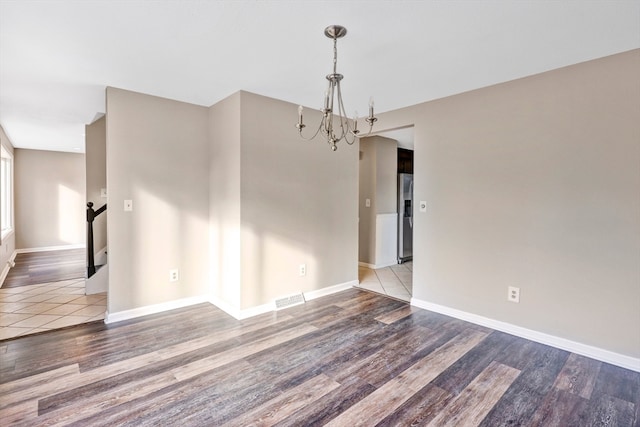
<box><xmin>87</xmin><ymin>202</ymin><xmax>107</xmax><ymax>278</ymax></box>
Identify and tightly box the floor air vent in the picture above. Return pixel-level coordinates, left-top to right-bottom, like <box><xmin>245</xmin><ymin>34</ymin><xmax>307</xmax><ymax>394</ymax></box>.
<box><xmin>275</xmin><ymin>293</ymin><xmax>305</xmax><ymax>310</ymax></box>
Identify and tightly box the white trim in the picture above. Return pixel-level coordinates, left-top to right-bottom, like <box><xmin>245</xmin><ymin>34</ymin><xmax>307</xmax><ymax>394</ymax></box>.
<box><xmin>375</xmin><ymin>213</ymin><xmax>398</xmax><ymax>268</ymax></box>
<box><xmin>209</xmin><ymin>295</ymin><xmax>274</xmax><ymax>320</ymax></box>
<box><xmin>304</xmin><ymin>280</ymin><xmax>356</xmax><ymax>301</ymax></box>
<box><xmin>358</xmin><ymin>261</ymin><xmax>397</xmax><ymax>269</ymax></box>
<box><xmin>1</xmin><ymin>228</ymin><xmax>14</xmax><ymax>241</ymax></box>
<box><xmin>209</xmin><ymin>280</ymin><xmax>356</xmax><ymax>320</ymax></box>
<box><xmin>0</xmin><ymin>250</ymin><xmax>17</xmax><ymax>287</ymax></box>
<box><xmin>105</xmin><ymin>295</ymin><xmax>211</xmax><ymax>324</ymax></box>
<box><xmin>411</xmin><ymin>297</ymin><xmax>640</xmax><ymax>373</ymax></box>
<box><xmin>16</xmin><ymin>244</ymin><xmax>86</xmax><ymax>254</ymax></box>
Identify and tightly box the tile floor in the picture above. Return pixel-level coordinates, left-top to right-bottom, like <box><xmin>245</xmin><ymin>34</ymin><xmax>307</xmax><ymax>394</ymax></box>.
<box><xmin>357</xmin><ymin>262</ymin><xmax>413</xmax><ymax>301</ymax></box>
<box><xmin>0</xmin><ymin>278</ymin><xmax>106</xmax><ymax>340</ymax></box>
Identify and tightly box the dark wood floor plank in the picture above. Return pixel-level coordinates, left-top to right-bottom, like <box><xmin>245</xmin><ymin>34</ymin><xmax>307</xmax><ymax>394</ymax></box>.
<box><xmin>578</xmin><ymin>393</ymin><xmax>636</xmax><ymax>426</ymax></box>
<box><xmin>427</xmin><ymin>361</ymin><xmax>520</xmax><ymax>426</ymax></box>
<box><xmin>431</xmin><ymin>330</ymin><xmax>518</xmax><ymax>395</ymax></box>
<box><xmin>324</xmin><ymin>329</ymin><xmax>488</xmax><ymax>427</ymax></box>
<box><xmin>553</xmin><ymin>352</ymin><xmax>602</xmax><ymax>399</ymax></box>
<box><xmin>1</xmin><ymin>289</ymin><xmax>639</xmax><ymax>427</ymax></box>
<box><xmin>222</xmin><ymin>374</ymin><xmax>340</xmax><ymax>427</ymax></box>
<box><xmin>332</xmin><ymin>325</ymin><xmax>448</xmax><ymax>387</ymax></box>
<box><xmin>274</xmin><ymin>377</ymin><xmax>377</xmax><ymax>427</ymax></box>
<box><xmin>527</xmin><ymin>389</ymin><xmax>586</xmax><ymax>427</ymax></box>
<box><xmin>33</xmin><ymin>323</ymin><xmax>319</xmax><ymax>424</ymax></box>
<box><xmin>66</xmin><ymin>360</ymin><xmax>259</xmax><ymax>427</ymax></box>
<box><xmin>592</xmin><ymin>362</ymin><xmax>640</xmax><ymax>404</ymax></box>
<box><xmin>375</xmin><ymin>384</ymin><xmax>453</xmax><ymax>427</ymax></box>
<box><xmin>478</xmin><ymin>341</ymin><xmax>570</xmax><ymax>426</ymax></box>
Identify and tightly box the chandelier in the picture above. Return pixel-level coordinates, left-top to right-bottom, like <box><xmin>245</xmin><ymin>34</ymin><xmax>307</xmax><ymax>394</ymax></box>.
<box><xmin>296</xmin><ymin>25</ymin><xmax>377</xmax><ymax>151</ymax></box>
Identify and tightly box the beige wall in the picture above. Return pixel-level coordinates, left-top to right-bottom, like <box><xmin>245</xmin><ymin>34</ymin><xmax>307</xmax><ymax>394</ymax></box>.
<box><xmin>209</xmin><ymin>92</ymin><xmax>242</xmax><ymax>309</ymax></box>
<box><xmin>375</xmin><ymin>50</ymin><xmax>640</xmax><ymax>358</ymax></box>
<box><xmin>106</xmin><ymin>88</ymin><xmax>359</xmax><ymax>316</ymax></box>
<box><xmin>358</xmin><ymin>140</ymin><xmax>376</xmax><ymax>263</ymax></box>
<box><xmin>86</xmin><ymin>116</ymin><xmax>107</xmax><ymax>254</ymax></box>
<box><xmin>374</xmin><ymin>137</ymin><xmax>398</xmax><ymax>215</ymax></box>
<box><xmin>106</xmin><ymin>87</ymin><xmax>210</xmax><ymax>313</ymax></box>
<box><xmin>0</xmin><ymin>126</ymin><xmax>15</xmax><ymax>273</ymax></box>
<box><xmin>101</xmin><ymin>50</ymin><xmax>639</xmax><ymax>362</ymax></box>
<box><xmin>238</xmin><ymin>91</ymin><xmax>358</xmax><ymax>309</ymax></box>
<box><xmin>14</xmin><ymin>149</ymin><xmax>85</xmax><ymax>249</ymax></box>
<box><xmin>358</xmin><ymin>136</ymin><xmax>397</xmax><ymax>264</ymax></box>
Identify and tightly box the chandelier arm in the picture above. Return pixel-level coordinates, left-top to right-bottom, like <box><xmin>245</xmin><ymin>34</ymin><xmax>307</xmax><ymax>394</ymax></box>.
<box><xmin>298</xmin><ymin>118</ymin><xmax>325</xmax><ymax>141</ymax></box>
<box><xmin>335</xmin><ymin>83</ymin><xmax>350</xmax><ymax>141</ymax></box>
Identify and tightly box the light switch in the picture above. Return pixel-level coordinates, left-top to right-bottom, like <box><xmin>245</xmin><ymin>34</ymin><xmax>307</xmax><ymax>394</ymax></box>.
<box><xmin>124</xmin><ymin>200</ymin><xmax>133</xmax><ymax>211</ymax></box>
<box><xmin>419</xmin><ymin>201</ymin><xmax>427</xmax><ymax>212</ymax></box>
<box><xmin>100</xmin><ymin>188</ymin><xmax>107</xmax><ymax>198</ymax></box>
<box><xmin>365</xmin><ymin>198</ymin><xmax>371</xmax><ymax>208</ymax></box>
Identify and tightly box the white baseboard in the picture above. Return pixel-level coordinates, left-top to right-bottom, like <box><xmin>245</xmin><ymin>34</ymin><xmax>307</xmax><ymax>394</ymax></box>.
<box><xmin>304</xmin><ymin>280</ymin><xmax>356</xmax><ymax>301</ymax></box>
<box><xmin>209</xmin><ymin>295</ymin><xmax>274</xmax><ymax>320</ymax></box>
<box><xmin>105</xmin><ymin>295</ymin><xmax>211</xmax><ymax>324</ymax></box>
<box><xmin>16</xmin><ymin>244</ymin><xmax>86</xmax><ymax>254</ymax></box>
<box><xmin>0</xmin><ymin>250</ymin><xmax>18</xmax><ymax>288</ymax></box>
<box><xmin>411</xmin><ymin>297</ymin><xmax>640</xmax><ymax>373</ymax></box>
<box><xmin>358</xmin><ymin>261</ymin><xmax>397</xmax><ymax>269</ymax></box>
<box><xmin>85</xmin><ymin>264</ymin><xmax>108</xmax><ymax>295</ymax></box>
<box><xmin>209</xmin><ymin>280</ymin><xmax>356</xmax><ymax>320</ymax></box>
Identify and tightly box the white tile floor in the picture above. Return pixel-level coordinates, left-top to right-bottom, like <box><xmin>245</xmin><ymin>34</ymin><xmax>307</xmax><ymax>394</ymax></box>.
<box><xmin>0</xmin><ymin>278</ymin><xmax>106</xmax><ymax>340</ymax></box>
<box><xmin>356</xmin><ymin>262</ymin><xmax>413</xmax><ymax>301</ymax></box>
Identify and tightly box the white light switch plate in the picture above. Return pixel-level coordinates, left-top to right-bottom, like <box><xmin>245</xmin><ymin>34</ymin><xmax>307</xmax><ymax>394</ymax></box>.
<box><xmin>100</xmin><ymin>188</ymin><xmax>107</xmax><ymax>198</ymax></box>
<box><xmin>365</xmin><ymin>198</ymin><xmax>371</xmax><ymax>208</ymax></box>
<box><xmin>124</xmin><ymin>200</ymin><xmax>133</xmax><ymax>211</ymax></box>
<box><xmin>419</xmin><ymin>201</ymin><xmax>427</xmax><ymax>212</ymax></box>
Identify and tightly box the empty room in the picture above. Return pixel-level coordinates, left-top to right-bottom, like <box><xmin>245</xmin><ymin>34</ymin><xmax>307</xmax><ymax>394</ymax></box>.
<box><xmin>1</xmin><ymin>1</ymin><xmax>639</xmax><ymax>425</ymax></box>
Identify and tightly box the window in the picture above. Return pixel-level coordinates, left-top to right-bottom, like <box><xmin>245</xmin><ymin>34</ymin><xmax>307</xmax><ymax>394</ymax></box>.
<box><xmin>1</xmin><ymin>145</ymin><xmax>13</xmax><ymax>238</ymax></box>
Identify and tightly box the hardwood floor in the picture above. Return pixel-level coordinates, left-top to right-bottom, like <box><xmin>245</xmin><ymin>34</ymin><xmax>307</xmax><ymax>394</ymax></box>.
<box><xmin>1</xmin><ymin>289</ymin><xmax>638</xmax><ymax>426</ymax></box>
<box><xmin>2</xmin><ymin>249</ymin><xmax>86</xmax><ymax>288</ymax></box>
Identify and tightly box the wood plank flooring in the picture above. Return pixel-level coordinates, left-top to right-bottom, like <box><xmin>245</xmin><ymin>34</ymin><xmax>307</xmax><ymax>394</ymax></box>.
<box><xmin>2</xmin><ymin>249</ymin><xmax>86</xmax><ymax>288</ymax></box>
<box><xmin>1</xmin><ymin>289</ymin><xmax>638</xmax><ymax>426</ymax></box>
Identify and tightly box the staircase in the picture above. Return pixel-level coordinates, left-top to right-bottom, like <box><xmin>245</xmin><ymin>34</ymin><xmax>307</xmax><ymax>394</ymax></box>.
<box><xmin>85</xmin><ymin>202</ymin><xmax>108</xmax><ymax>295</ymax></box>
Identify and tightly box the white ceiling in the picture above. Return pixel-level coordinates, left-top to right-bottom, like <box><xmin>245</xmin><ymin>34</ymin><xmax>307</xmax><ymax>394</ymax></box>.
<box><xmin>1</xmin><ymin>1</ymin><xmax>638</xmax><ymax>153</ymax></box>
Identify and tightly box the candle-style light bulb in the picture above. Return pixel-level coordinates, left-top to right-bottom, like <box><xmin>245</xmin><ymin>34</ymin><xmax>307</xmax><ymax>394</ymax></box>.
<box><xmin>354</xmin><ymin>111</ymin><xmax>359</xmax><ymax>132</ymax></box>
<box><xmin>368</xmin><ymin>97</ymin><xmax>375</xmax><ymax>118</ymax></box>
<box><xmin>324</xmin><ymin>90</ymin><xmax>330</xmax><ymax>111</ymax></box>
<box><xmin>298</xmin><ymin>105</ymin><xmax>304</xmax><ymax>125</ymax></box>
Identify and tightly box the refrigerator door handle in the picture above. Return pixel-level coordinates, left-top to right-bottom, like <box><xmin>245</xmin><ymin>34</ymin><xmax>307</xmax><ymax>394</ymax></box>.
<box><xmin>408</xmin><ymin>179</ymin><xmax>414</xmax><ymax>228</ymax></box>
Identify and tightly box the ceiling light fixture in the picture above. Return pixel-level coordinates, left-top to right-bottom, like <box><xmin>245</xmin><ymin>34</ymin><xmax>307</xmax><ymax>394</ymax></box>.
<box><xmin>296</xmin><ymin>25</ymin><xmax>377</xmax><ymax>151</ymax></box>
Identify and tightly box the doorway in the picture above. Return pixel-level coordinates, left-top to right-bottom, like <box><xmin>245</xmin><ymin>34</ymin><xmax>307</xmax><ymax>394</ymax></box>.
<box><xmin>357</xmin><ymin>127</ymin><xmax>414</xmax><ymax>301</ymax></box>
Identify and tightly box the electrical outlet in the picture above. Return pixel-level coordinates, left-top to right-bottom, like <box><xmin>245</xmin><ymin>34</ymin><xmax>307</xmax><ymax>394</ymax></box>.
<box><xmin>508</xmin><ymin>286</ymin><xmax>520</xmax><ymax>303</ymax></box>
<box><xmin>299</xmin><ymin>264</ymin><xmax>306</xmax><ymax>277</ymax></box>
<box><xmin>124</xmin><ymin>199</ymin><xmax>133</xmax><ymax>211</ymax></box>
<box><xmin>169</xmin><ymin>269</ymin><xmax>179</xmax><ymax>282</ymax></box>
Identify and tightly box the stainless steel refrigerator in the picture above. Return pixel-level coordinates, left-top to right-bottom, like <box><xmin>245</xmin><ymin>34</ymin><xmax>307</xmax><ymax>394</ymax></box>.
<box><xmin>398</xmin><ymin>173</ymin><xmax>413</xmax><ymax>263</ymax></box>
